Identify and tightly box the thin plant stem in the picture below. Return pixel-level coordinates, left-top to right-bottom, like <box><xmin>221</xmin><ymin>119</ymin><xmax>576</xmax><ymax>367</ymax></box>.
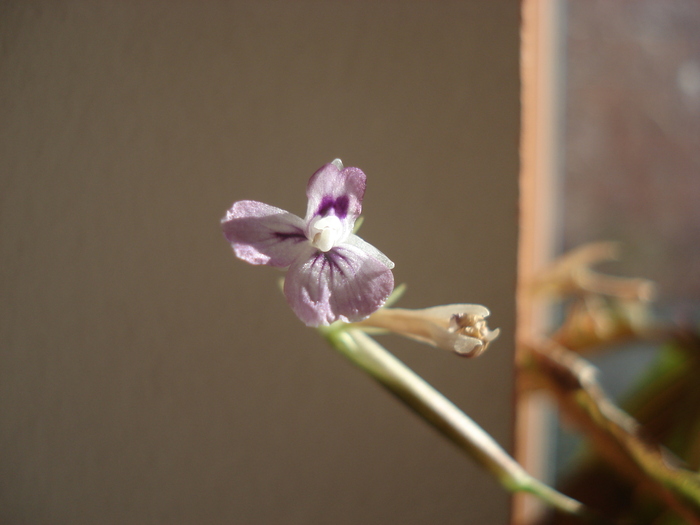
<box><xmin>321</xmin><ymin>327</ymin><xmax>600</xmax><ymax>522</ymax></box>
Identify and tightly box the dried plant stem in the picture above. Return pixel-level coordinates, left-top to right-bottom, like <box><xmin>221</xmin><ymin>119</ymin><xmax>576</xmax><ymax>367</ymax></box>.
<box><xmin>321</xmin><ymin>327</ymin><xmax>599</xmax><ymax>522</ymax></box>
<box><xmin>523</xmin><ymin>339</ymin><xmax>700</xmax><ymax>525</ymax></box>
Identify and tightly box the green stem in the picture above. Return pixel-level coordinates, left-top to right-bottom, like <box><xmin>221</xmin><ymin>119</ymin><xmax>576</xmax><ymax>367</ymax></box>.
<box><xmin>322</xmin><ymin>327</ymin><xmax>598</xmax><ymax>521</ymax></box>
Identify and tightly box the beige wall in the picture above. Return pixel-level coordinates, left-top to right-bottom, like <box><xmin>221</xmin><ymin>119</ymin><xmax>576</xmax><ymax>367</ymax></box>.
<box><xmin>0</xmin><ymin>2</ymin><xmax>520</xmax><ymax>523</ymax></box>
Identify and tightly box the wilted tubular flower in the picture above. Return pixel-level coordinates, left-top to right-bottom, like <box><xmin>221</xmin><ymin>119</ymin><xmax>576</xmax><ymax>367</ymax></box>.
<box><xmin>222</xmin><ymin>159</ymin><xmax>394</xmax><ymax>326</ymax></box>
<box><xmin>355</xmin><ymin>304</ymin><xmax>500</xmax><ymax>357</ymax></box>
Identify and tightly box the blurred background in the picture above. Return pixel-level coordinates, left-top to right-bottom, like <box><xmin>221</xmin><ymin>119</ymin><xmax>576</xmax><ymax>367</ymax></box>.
<box><xmin>0</xmin><ymin>2</ymin><xmax>520</xmax><ymax>523</ymax></box>
<box><xmin>564</xmin><ymin>0</ymin><xmax>700</xmax><ymax>322</ymax></box>
<box><xmin>526</xmin><ymin>0</ymin><xmax>700</xmax><ymax>509</ymax></box>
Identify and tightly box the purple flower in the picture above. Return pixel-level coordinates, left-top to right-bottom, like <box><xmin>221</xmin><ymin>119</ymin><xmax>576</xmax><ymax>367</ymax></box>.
<box><xmin>222</xmin><ymin>159</ymin><xmax>395</xmax><ymax>326</ymax></box>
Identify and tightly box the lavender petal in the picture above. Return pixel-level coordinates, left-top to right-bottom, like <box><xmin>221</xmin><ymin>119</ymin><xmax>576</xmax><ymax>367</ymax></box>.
<box><xmin>221</xmin><ymin>200</ymin><xmax>307</xmax><ymax>267</ymax></box>
<box><xmin>344</xmin><ymin>233</ymin><xmax>395</xmax><ymax>269</ymax></box>
<box><xmin>304</xmin><ymin>162</ymin><xmax>366</xmax><ymax>229</ymax></box>
<box><xmin>284</xmin><ymin>244</ymin><xmax>394</xmax><ymax>326</ymax></box>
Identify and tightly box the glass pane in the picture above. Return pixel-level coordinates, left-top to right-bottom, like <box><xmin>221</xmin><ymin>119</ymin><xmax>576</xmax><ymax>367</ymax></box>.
<box><xmin>564</xmin><ymin>0</ymin><xmax>700</xmax><ymax>318</ymax></box>
<box><xmin>550</xmin><ymin>0</ymin><xmax>700</xmax><ymax>519</ymax></box>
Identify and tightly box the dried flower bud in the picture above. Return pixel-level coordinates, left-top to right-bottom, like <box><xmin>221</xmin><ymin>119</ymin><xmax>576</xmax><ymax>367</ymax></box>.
<box><xmin>355</xmin><ymin>304</ymin><xmax>500</xmax><ymax>357</ymax></box>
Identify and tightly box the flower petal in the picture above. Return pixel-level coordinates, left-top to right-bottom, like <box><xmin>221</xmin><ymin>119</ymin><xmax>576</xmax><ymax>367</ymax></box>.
<box><xmin>221</xmin><ymin>200</ymin><xmax>307</xmax><ymax>267</ymax></box>
<box><xmin>284</xmin><ymin>244</ymin><xmax>394</xmax><ymax>326</ymax></box>
<box><xmin>344</xmin><ymin>233</ymin><xmax>395</xmax><ymax>269</ymax></box>
<box><xmin>304</xmin><ymin>161</ymin><xmax>366</xmax><ymax>234</ymax></box>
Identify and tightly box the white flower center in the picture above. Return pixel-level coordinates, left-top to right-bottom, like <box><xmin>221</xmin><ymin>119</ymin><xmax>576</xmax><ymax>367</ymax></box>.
<box><xmin>308</xmin><ymin>215</ymin><xmax>344</xmax><ymax>252</ymax></box>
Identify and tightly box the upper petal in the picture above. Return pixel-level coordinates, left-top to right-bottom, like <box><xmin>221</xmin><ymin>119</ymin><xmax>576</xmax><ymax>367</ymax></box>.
<box><xmin>284</xmin><ymin>243</ymin><xmax>394</xmax><ymax>326</ymax></box>
<box><xmin>304</xmin><ymin>161</ymin><xmax>366</xmax><ymax>235</ymax></box>
<box><xmin>222</xmin><ymin>200</ymin><xmax>307</xmax><ymax>267</ymax></box>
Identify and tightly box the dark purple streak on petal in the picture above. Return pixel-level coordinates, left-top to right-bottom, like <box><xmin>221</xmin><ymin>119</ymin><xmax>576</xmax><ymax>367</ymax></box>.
<box><xmin>315</xmin><ymin>195</ymin><xmax>350</xmax><ymax>219</ymax></box>
<box><xmin>275</xmin><ymin>231</ymin><xmax>306</xmax><ymax>241</ymax></box>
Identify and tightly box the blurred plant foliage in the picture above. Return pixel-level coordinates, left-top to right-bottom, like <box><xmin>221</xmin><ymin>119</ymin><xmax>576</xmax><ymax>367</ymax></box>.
<box><xmin>523</xmin><ymin>242</ymin><xmax>700</xmax><ymax>525</ymax></box>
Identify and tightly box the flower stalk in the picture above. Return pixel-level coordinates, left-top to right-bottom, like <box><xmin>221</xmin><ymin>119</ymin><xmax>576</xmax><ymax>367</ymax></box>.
<box><xmin>320</xmin><ymin>325</ymin><xmax>600</xmax><ymax>522</ymax></box>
